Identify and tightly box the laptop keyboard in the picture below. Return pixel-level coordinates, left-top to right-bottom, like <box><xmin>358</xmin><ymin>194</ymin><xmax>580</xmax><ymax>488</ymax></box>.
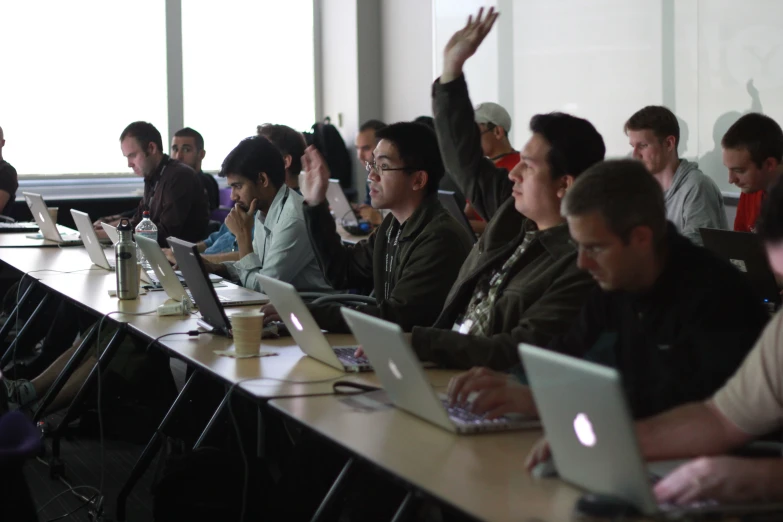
<box><xmin>443</xmin><ymin>401</ymin><xmax>509</xmax><ymax>425</ymax></box>
<box><xmin>333</xmin><ymin>347</ymin><xmax>369</xmax><ymax>367</ymax></box>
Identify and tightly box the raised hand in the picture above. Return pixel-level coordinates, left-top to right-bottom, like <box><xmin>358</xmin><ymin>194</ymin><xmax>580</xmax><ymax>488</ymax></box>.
<box><xmin>441</xmin><ymin>6</ymin><xmax>500</xmax><ymax>83</ymax></box>
<box><xmin>301</xmin><ymin>145</ymin><xmax>331</xmax><ymax>207</ymax></box>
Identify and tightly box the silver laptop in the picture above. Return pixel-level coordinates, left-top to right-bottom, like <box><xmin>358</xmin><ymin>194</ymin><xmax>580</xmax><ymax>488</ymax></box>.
<box><xmin>326</xmin><ymin>179</ymin><xmax>359</xmax><ymax>227</ymax></box>
<box><xmin>137</xmin><ymin>235</ymin><xmax>267</xmax><ymax>307</ymax></box>
<box><xmin>342</xmin><ymin>308</ymin><xmax>538</xmax><ymax>434</ymax></box>
<box><xmin>101</xmin><ymin>222</ymin><xmax>120</xmax><ymax>244</ymax></box>
<box><xmin>22</xmin><ymin>192</ymin><xmax>81</xmax><ymax>245</ymax></box>
<box><xmin>257</xmin><ymin>275</ymin><xmax>368</xmax><ymax>372</ymax></box>
<box><xmin>519</xmin><ymin>343</ymin><xmax>783</xmax><ymax>518</ymax></box>
<box><xmin>70</xmin><ymin>209</ymin><xmax>115</xmax><ymax>270</ymax></box>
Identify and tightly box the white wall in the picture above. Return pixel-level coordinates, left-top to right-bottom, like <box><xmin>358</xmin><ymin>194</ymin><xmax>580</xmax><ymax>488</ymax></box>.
<box><xmin>321</xmin><ymin>0</ymin><xmax>359</xmax><ymax>142</ymax></box>
<box><xmin>430</xmin><ymin>0</ymin><xmax>783</xmax><ymax>195</ymax></box>
<box><xmin>380</xmin><ymin>0</ymin><xmax>435</xmax><ymax>123</ymax></box>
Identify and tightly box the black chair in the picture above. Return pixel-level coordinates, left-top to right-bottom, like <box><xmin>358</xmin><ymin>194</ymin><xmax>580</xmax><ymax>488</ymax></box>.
<box><xmin>200</xmin><ymin>172</ymin><xmax>220</xmax><ymax>212</ymax></box>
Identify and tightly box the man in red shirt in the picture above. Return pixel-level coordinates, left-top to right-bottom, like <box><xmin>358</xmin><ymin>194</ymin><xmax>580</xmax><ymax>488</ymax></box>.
<box><xmin>723</xmin><ymin>113</ymin><xmax>783</xmax><ymax>232</ymax></box>
<box><xmin>467</xmin><ymin>102</ymin><xmax>521</xmax><ymax>233</ymax></box>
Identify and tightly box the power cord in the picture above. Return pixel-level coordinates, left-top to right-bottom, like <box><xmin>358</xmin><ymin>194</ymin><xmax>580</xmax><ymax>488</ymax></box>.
<box><xmin>144</xmin><ymin>330</ymin><xmax>210</xmax><ymax>353</ymax></box>
<box><xmin>34</xmin><ymin>484</ymin><xmax>101</xmax><ymax>522</ymax></box>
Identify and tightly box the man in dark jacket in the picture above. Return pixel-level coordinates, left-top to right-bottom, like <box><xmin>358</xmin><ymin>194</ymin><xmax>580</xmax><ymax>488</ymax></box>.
<box><xmin>449</xmin><ymin>159</ymin><xmax>768</xmax><ymax>421</ymax></box>
<box><xmin>93</xmin><ymin>121</ymin><xmax>210</xmax><ymax>246</ymax></box>
<box><xmin>262</xmin><ymin>122</ymin><xmax>474</xmax><ymax>332</ymax></box>
<box><xmin>409</xmin><ymin>8</ymin><xmax>601</xmax><ymax>370</ymax></box>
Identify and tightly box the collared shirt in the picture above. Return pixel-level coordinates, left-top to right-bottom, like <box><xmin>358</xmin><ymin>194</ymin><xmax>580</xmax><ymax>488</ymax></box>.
<box><xmin>133</xmin><ymin>155</ymin><xmax>209</xmax><ymax>246</ymax></box>
<box><xmin>223</xmin><ymin>186</ymin><xmax>332</xmax><ymax>293</ymax></box>
<box><xmin>455</xmin><ymin>229</ymin><xmax>537</xmax><ymax>336</ymax></box>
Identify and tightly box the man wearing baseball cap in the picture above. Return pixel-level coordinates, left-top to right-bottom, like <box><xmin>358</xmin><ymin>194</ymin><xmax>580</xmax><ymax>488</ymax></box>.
<box><xmin>474</xmin><ymin>101</ymin><xmax>520</xmax><ymax>171</ymax></box>
<box><xmin>466</xmin><ymin>102</ymin><xmax>521</xmax><ymax>233</ymax></box>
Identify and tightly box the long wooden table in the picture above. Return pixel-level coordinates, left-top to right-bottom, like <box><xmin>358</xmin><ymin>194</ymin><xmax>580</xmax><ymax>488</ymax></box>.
<box><xmin>270</xmin><ymin>395</ymin><xmax>582</xmax><ymax>522</ymax></box>
<box><xmin>0</xmin><ymin>234</ymin><xmax>588</xmax><ymax>522</ymax></box>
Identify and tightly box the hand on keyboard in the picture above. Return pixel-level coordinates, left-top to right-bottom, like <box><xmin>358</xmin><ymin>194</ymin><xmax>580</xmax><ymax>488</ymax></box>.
<box><xmin>653</xmin><ymin>456</ymin><xmax>760</xmax><ymax>506</ymax></box>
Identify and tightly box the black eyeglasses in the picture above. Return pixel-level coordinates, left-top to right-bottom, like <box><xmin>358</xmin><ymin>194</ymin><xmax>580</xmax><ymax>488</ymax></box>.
<box><xmin>365</xmin><ymin>160</ymin><xmax>414</xmax><ymax>175</ymax></box>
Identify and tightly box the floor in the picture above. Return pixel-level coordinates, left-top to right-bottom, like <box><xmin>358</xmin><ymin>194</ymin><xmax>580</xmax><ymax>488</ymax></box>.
<box><xmin>23</xmin><ymin>359</ymin><xmax>189</xmax><ymax>522</ymax></box>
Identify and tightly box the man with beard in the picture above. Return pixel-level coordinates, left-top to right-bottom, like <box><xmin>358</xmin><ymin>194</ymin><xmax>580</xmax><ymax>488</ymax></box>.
<box><xmin>202</xmin><ymin>136</ymin><xmax>331</xmax><ymax>293</ymax></box>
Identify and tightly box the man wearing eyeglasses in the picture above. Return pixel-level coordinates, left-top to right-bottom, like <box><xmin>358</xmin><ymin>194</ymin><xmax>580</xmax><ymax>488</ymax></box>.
<box><xmin>261</xmin><ymin>121</ymin><xmax>474</xmax><ymax>333</ymax></box>
<box><xmin>447</xmin><ymin>159</ymin><xmax>766</xmax><ymax>424</ymax></box>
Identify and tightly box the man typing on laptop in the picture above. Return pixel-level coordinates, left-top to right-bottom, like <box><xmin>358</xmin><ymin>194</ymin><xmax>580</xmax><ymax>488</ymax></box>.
<box><xmin>448</xmin><ymin>160</ymin><xmax>767</xmax><ymax>424</ymax></box>
<box><xmin>92</xmin><ymin>121</ymin><xmax>209</xmax><ymax>245</ymax></box>
<box><xmin>606</xmin><ymin>179</ymin><xmax>783</xmax><ymax>506</ymax></box>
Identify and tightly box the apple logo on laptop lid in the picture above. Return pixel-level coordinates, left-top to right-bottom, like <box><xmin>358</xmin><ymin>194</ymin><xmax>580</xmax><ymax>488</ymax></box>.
<box><xmin>388</xmin><ymin>359</ymin><xmax>403</xmax><ymax>380</ymax></box>
<box><xmin>574</xmin><ymin>413</ymin><xmax>597</xmax><ymax>447</ymax></box>
<box><xmin>290</xmin><ymin>313</ymin><xmax>304</xmax><ymax>332</ymax></box>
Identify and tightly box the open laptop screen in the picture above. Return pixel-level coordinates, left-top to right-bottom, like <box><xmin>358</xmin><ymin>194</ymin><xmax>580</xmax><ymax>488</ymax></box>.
<box><xmin>168</xmin><ymin>237</ymin><xmax>232</xmax><ymax>336</ymax></box>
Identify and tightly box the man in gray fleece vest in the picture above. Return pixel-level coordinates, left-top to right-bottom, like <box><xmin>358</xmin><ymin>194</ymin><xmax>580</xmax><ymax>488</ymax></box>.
<box><xmin>626</xmin><ymin>106</ymin><xmax>727</xmax><ymax>245</ymax></box>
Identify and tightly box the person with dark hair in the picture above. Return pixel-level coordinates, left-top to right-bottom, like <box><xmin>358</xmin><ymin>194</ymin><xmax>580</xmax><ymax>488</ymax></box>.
<box><xmin>354</xmin><ymin>119</ymin><xmax>387</xmax><ymax>224</ymax></box>
<box><xmin>722</xmin><ymin>113</ymin><xmax>783</xmax><ymax>232</ymax></box>
<box><xmin>413</xmin><ymin>8</ymin><xmax>600</xmax><ymax>370</ymax></box>
<box><xmin>257</xmin><ymin>123</ymin><xmax>308</xmax><ymax>192</ymax></box>
<box><xmin>261</xmin><ymin>122</ymin><xmax>473</xmax><ymax>333</ymax></box>
<box><xmin>0</xmin><ymin>126</ymin><xmax>19</xmax><ymax>215</ymax></box>
<box><xmin>450</xmin><ymin>159</ymin><xmax>766</xmax><ymax>423</ymax></box>
<box><xmin>163</xmin><ymin>125</ymin><xmax>311</xmax><ymax>266</ymax></box>
<box><xmin>524</xmin><ymin>177</ymin><xmax>783</xmax><ymax>507</ymax></box>
<box><xmin>172</xmin><ymin>127</ymin><xmax>219</xmax><ymax>211</ymax></box>
<box><xmin>200</xmin><ymin>136</ymin><xmax>330</xmax><ymax>293</ymax></box>
<box><xmin>625</xmin><ymin>105</ymin><xmax>726</xmax><ymax>244</ymax></box>
<box><xmin>92</xmin><ymin>121</ymin><xmax>209</xmax><ymax>246</ymax></box>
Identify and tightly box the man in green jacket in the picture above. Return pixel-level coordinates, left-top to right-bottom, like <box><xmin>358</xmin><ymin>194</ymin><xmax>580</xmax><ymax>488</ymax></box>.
<box><xmin>411</xmin><ymin>7</ymin><xmax>602</xmax><ymax>370</ymax></box>
<box><xmin>263</xmin><ymin>121</ymin><xmax>474</xmax><ymax>332</ymax></box>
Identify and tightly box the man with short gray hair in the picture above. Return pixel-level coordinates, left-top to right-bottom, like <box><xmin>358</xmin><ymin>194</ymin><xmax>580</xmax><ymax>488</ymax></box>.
<box><xmin>447</xmin><ymin>158</ymin><xmax>767</xmax><ymax>422</ymax></box>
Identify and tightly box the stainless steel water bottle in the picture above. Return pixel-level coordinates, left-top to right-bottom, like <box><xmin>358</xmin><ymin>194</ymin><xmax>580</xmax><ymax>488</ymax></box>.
<box><xmin>115</xmin><ymin>218</ymin><xmax>139</xmax><ymax>300</ymax></box>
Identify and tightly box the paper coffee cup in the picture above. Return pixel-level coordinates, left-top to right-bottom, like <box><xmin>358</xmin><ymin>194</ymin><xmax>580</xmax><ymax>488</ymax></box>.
<box><xmin>231</xmin><ymin>311</ymin><xmax>264</xmax><ymax>355</ymax></box>
<box><xmin>47</xmin><ymin>207</ymin><xmax>59</xmax><ymax>224</ymax></box>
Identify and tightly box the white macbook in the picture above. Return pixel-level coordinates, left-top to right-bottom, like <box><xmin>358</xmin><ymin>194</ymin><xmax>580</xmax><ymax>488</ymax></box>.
<box><xmin>257</xmin><ymin>275</ymin><xmax>368</xmax><ymax>372</ymax></box>
<box><xmin>342</xmin><ymin>308</ymin><xmax>538</xmax><ymax>434</ymax></box>
<box><xmin>70</xmin><ymin>209</ymin><xmax>115</xmax><ymax>270</ymax></box>
<box><xmin>326</xmin><ymin>179</ymin><xmax>361</xmax><ymax>228</ymax></box>
<box><xmin>519</xmin><ymin>343</ymin><xmax>783</xmax><ymax>518</ymax></box>
<box><xmin>137</xmin><ymin>235</ymin><xmax>267</xmax><ymax>307</ymax></box>
<box><xmin>101</xmin><ymin>222</ymin><xmax>120</xmax><ymax>244</ymax></box>
<box><xmin>23</xmin><ymin>192</ymin><xmax>81</xmax><ymax>245</ymax></box>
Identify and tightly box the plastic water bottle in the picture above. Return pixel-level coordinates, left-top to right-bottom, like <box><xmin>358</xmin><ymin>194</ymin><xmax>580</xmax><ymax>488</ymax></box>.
<box><xmin>135</xmin><ymin>211</ymin><xmax>158</xmax><ymax>269</ymax></box>
<box><xmin>115</xmin><ymin>219</ymin><xmax>139</xmax><ymax>300</ymax></box>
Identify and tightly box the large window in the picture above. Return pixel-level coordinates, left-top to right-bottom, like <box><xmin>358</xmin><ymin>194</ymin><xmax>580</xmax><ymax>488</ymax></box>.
<box><xmin>0</xmin><ymin>1</ymin><xmax>168</xmax><ymax>176</ymax></box>
<box><xmin>181</xmin><ymin>1</ymin><xmax>316</xmax><ymax>171</ymax></box>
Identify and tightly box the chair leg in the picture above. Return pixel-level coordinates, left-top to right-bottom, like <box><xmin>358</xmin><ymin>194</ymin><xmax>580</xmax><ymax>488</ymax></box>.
<box><xmin>32</xmin><ymin>324</ymin><xmax>98</xmax><ymax>423</ymax></box>
<box><xmin>50</xmin><ymin>326</ymin><xmax>126</xmax><ymax>462</ymax></box>
<box><xmin>311</xmin><ymin>458</ymin><xmax>355</xmax><ymax>522</ymax></box>
<box><xmin>115</xmin><ymin>370</ymin><xmax>201</xmax><ymax>521</ymax></box>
